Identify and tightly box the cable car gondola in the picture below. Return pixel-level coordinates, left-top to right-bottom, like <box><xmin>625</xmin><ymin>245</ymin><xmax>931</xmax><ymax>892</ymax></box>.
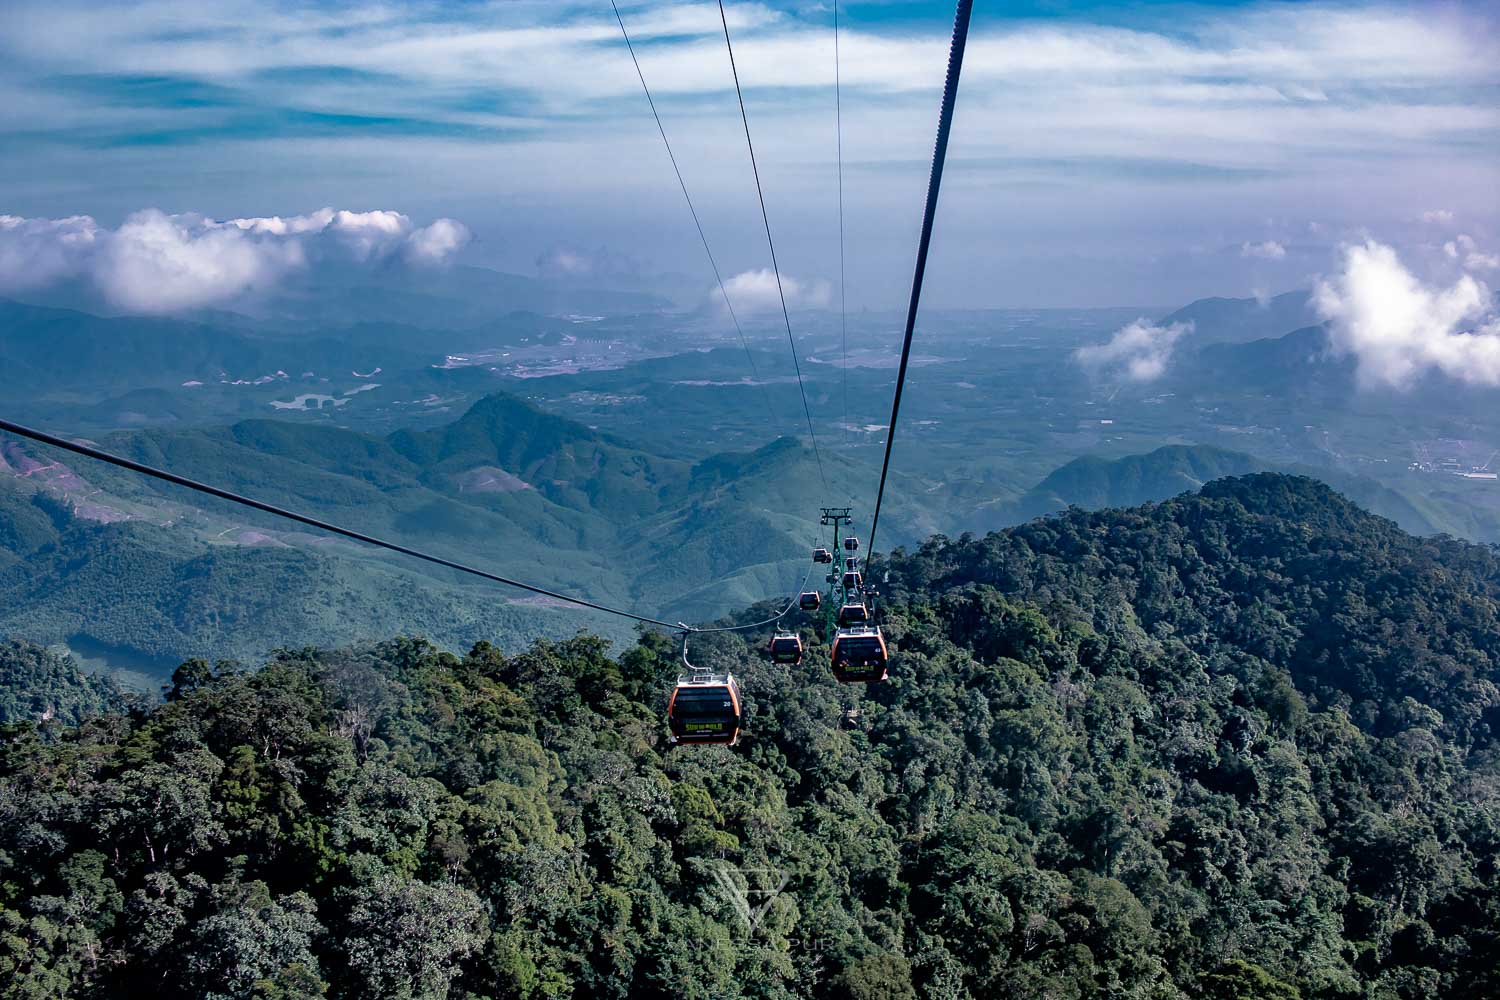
<box><xmin>799</xmin><ymin>591</ymin><xmax>822</xmax><ymax>612</ymax></box>
<box><xmin>667</xmin><ymin>674</ymin><xmax>743</xmax><ymax>745</ymax></box>
<box><xmin>837</xmin><ymin>602</ymin><xmax>870</xmax><ymax>627</ymax></box>
<box><xmin>831</xmin><ymin>625</ymin><xmax>888</xmax><ymax>683</ymax></box>
<box><xmin>812</xmin><ymin>547</ymin><xmax>833</xmax><ymax>564</ymax></box>
<box><xmin>769</xmin><ymin>631</ymin><xmax>804</xmax><ymax>665</ymax></box>
<box><xmin>844</xmin><ymin>556</ymin><xmax>859</xmax><ymax>571</ymax></box>
<box><xmin>844</xmin><ymin>537</ymin><xmax>860</xmax><ymax>551</ymax></box>
<box><xmin>842</xmin><ymin>571</ymin><xmax>863</xmax><ymax>592</ymax></box>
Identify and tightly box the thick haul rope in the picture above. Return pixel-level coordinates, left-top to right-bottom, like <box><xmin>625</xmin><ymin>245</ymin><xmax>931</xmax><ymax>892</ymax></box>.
<box><xmin>864</xmin><ymin>0</ymin><xmax>974</xmax><ymax>569</ymax></box>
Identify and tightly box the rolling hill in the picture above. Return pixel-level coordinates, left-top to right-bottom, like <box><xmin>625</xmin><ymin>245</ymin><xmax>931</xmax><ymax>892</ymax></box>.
<box><xmin>0</xmin><ymin>390</ymin><xmax>934</xmax><ymax>675</ymax></box>
<box><xmin>0</xmin><ymin>487</ymin><xmax>616</xmax><ymax>679</ymax></box>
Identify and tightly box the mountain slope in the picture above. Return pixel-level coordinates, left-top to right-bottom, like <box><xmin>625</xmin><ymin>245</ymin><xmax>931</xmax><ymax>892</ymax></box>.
<box><xmin>988</xmin><ymin>443</ymin><xmax>1446</xmax><ymax>538</ymax></box>
<box><xmin>1010</xmin><ymin>443</ymin><xmax>1266</xmax><ymax>518</ymax></box>
<box><xmin>1160</xmin><ymin>290</ymin><xmax>1316</xmax><ymax>345</ymax></box>
<box><xmin>0</xmin><ymin>486</ymin><xmax>623</xmax><ymax>674</ymax></box>
<box><xmin>890</xmin><ymin>473</ymin><xmax>1500</xmax><ymax>735</ymax></box>
<box><xmin>1</xmin><ymin>392</ymin><xmax>922</xmax><ymax>669</ymax></box>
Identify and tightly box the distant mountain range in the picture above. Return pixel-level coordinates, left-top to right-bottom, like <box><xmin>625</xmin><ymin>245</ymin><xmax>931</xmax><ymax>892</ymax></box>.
<box><xmin>1159</xmin><ymin>290</ymin><xmax>1317</xmax><ymax>345</ymax></box>
<box><xmin>8</xmin><ymin>282</ymin><xmax>1500</xmax><ymax>681</ymax></box>
<box><xmin>1007</xmin><ymin>444</ymin><xmax>1269</xmax><ymax>518</ymax></box>
<box><xmin>983</xmin><ymin>443</ymin><xmax>1444</xmax><ymax>539</ymax></box>
<box><xmin>0</xmin><ymin>389</ymin><xmax>934</xmax><ymax>676</ymax></box>
<box><xmin>2</xmin><ymin>382</ymin><xmax>1455</xmax><ymax>682</ymax></box>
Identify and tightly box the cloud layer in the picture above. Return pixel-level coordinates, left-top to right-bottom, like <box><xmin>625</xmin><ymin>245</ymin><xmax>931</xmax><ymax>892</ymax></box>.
<box><xmin>1315</xmin><ymin>240</ymin><xmax>1500</xmax><ymax>388</ymax></box>
<box><xmin>0</xmin><ymin>2</ymin><xmax>1494</xmax><ymax>308</ymax></box>
<box><xmin>1074</xmin><ymin>318</ymin><xmax>1193</xmax><ymax>382</ymax></box>
<box><xmin>0</xmin><ymin>208</ymin><xmax>469</xmax><ymax>312</ymax></box>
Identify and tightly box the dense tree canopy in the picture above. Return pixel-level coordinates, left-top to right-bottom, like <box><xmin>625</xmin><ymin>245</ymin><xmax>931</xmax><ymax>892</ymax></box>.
<box><xmin>0</xmin><ymin>639</ymin><xmax>120</xmax><ymax>726</ymax></box>
<box><xmin>2</xmin><ymin>475</ymin><xmax>1498</xmax><ymax>998</ymax></box>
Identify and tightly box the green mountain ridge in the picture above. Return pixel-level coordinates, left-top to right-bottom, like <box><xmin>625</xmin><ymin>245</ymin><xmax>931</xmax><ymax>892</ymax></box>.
<box><xmin>0</xmin><ymin>488</ymin><xmax>617</xmax><ymax>675</ymax></box>
<box><xmin>0</xmin><ymin>391</ymin><xmax>927</xmax><ymax>670</ymax></box>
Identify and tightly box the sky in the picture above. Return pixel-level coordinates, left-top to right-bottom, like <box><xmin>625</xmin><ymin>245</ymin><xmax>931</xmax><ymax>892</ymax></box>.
<box><xmin>0</xmin><ymin>0</ymin><xmax>1497</xmax><ymax>311</ymax></box>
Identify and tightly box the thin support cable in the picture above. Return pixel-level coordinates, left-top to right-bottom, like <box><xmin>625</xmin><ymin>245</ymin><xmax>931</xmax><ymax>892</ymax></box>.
<box><xmin>0</xmin><ymin>417</ymin><xmax>809</xmax><ymax>636</ymax></box>
<box><xmin>686</xmin><ymin>557</ymin><xmax>817</xmax><ymax>633</ymax></box>
<box><xmin>864</xmin><ymin>0</ymin><xmax>974</xmax><ymax>570</ymax></box>
<box><xmin>609</xmin><ymin>0</ymin><xmax>778</xmax><ymax>429</ymax></box>
<box><xmin>716</xmin><ymin>0</ymin><xmax>828</xmax><ymax>491</ymax></box>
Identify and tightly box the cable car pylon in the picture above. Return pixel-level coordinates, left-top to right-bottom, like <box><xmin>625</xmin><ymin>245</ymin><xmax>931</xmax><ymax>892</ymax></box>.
<box><xmin>819</xmin><ymin>507</ymin><xmax>854</xmax><ymax>638</ymax></box>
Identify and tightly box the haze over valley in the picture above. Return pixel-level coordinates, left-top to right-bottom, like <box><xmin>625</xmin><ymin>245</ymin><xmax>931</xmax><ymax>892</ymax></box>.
<box><xmin>5</xmin><ymin>240</ymin><xmax>1500</xmax><ymax>677</ymax></box>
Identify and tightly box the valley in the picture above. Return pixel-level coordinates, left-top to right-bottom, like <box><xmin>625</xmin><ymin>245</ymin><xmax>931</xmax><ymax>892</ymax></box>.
<box><xmin>8</xmin><ymin>278</ymin><xmax>1500</xmax><ymax>681</ymax></box>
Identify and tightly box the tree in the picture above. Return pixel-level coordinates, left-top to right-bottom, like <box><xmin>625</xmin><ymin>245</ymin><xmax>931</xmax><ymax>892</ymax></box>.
<box><xmin>182</xmin><ymin>881</ymin><xmax>326</xmax><ymax>1000</ymax></box>
<box><xmin>1199</xmin><ymin>960</ymin><xmax>1301</xmax><ymax>1000</ymax></box>
<box><xmin>338</xmin><ymin>862</ymin><xmax>488</xmax><ymax>1000</ymax></box>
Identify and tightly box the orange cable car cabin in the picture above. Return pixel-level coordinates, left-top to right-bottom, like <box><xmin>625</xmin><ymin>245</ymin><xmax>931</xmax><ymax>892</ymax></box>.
<box><xmin>769</xmin><ymin>632</ymin><xmax>804</xmax><ymax>665</ymax></box>
<box><xmin>837</xmin><ymin>602</ymin><xmax>870</xmax><ymax>627</ymax></box>
<box><xmin>831</xmin><ymin>625</ymin><xmax>888</xmax><ymax>683</ymax></box>
<box><xmin>667</xmin><ymin>674</ymin><xmax>743</xmax><ymax>746</ymax></box>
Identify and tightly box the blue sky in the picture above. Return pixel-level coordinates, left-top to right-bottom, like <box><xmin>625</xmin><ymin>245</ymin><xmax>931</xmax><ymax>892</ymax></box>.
<box><xmin>1</xmin><ymin>0</ymin><xmax>1497</xmax><ymax>309</ymax></box>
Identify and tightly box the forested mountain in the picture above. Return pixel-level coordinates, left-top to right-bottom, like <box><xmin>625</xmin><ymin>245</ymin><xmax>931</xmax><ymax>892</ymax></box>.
<box><xmin>1175</xmin><ymin>326</ymin><xmax>1349</xmax><ymax>396</ymax></box>
<box><xmin>3</xmin><ymin>474</ymin><xmax>1497</xmax><ymax>999</ymax></box>
<box><xmin>0</xmin><ymin>488</ymin><xmax>614</xmax><ymax>671</ymax></box>
<box><xmin>1</xmin><ymin>393</ymin><xmax>933</xmax><ymax>673</ymax></box>
<box><xmin>1006</xmin><ymin>444</ymin><xmax>1268</xmax><ymax>519</ymax></box>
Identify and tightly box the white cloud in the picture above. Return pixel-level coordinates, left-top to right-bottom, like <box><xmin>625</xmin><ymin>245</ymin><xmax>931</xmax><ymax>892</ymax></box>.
<box><xmin>1074</xmin><ymin>318</ymin><xmax>1193</xmax><ymax>382</ymax></box>
<box><xmin>0</xmin><ymin>206</ymin><xmax>470</xmax><ymax>312</ymax></box>
<box><xmin>1441</xmin><ymin>234</ymin><xmax>1500</xmax><ymax>272</ymax></box>
<box><xmin>404</xmin><ymin>217</ymin><xmax>471</xmax><ymax>265</ymax></box>
<box><xmin>98</xmin><ymin>209</ymin><xmax>304</xmax><ymax>312</ymax></box>
<box><xmin>1315</xmin><ymin>239</ymin><xmax>1500</xmax><ymax>388</ymax></box>
<box><xmin>537</xmin><ymin>249</ymin><xmax>593</xmax><ymax>278</ymax></box>
<box><xmin>0</xmin><ymin>214</ymin><xmax>100</xmax><ymax>292</ymax></box>
<box><xmin>1422</xmin><ymin>209</ymin><xmax>1455</xmax><ymax>225</ymax></box>
<box><xmin>228</xmin><ymin>207</ymin><xmax>469</xmax><ymax>263</ymax></box>
<box><xmin>1241</xmin><ymin>240</ymin><xmax>1287</xmax><ymax>260</ymax></box>
<box><xmin>1</xmin><ymin>2</ymin><xmax>1494</xmax><ymax>170</ymax></box>
<box><xmin>720</xmin><ymin>268</ymin><xmax>831</xmax><ymax>315</ymax></box>
<box><xmin>226</xmin><ymin>209</ymin><xmax>335</xmax><ymax>237</ymax></box>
